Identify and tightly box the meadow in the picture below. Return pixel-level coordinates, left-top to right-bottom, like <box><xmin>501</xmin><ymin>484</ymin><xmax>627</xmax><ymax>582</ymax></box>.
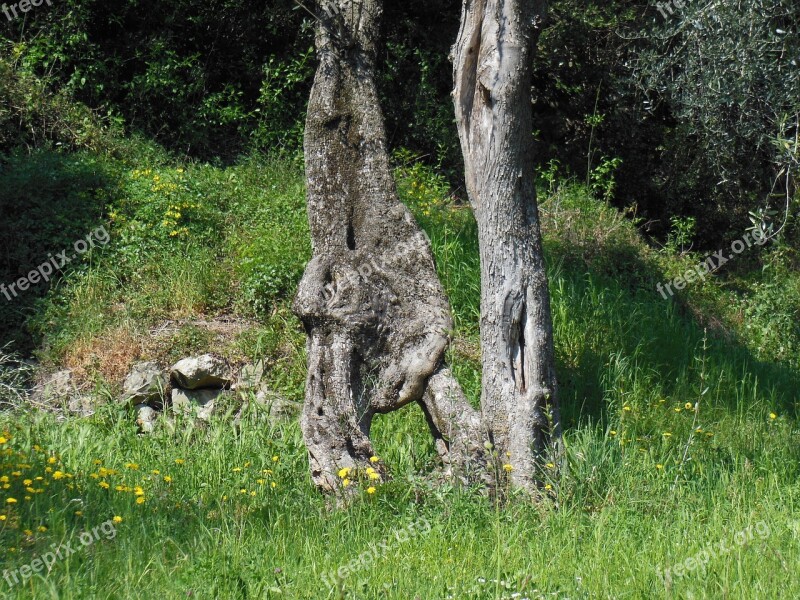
<box><xmin>0</xmin><ymin>143</ymin><xmax>799</xmax><ymax>599</ymax></box>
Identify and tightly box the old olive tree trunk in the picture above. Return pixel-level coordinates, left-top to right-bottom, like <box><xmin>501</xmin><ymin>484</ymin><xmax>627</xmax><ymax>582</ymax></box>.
<box><xmin>452</xmin><ymin>0</ymin><xmax>561</xmax><ymax>490</ymax></box>
<box><xmin>294</xmin><ymin>0</ymin><xmax>486</xmax><ymax>492</ymax></box>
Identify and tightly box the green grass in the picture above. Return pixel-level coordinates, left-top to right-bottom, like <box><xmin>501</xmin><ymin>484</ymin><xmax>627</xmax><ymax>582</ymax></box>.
<box><xmin>0</xmin><ymin>151</ymin><xmax>799</xmax><ymax>599</ymax></box>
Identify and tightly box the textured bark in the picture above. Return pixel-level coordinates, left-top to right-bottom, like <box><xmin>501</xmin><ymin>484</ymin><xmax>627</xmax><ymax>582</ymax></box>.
<box><xmin>295</xmin><ymin>0</ymin><xmax>486</xmax><ymax>492</ymax></box>
<box><xmin>453</xmin><ymin>0</ymin><xmax>560</xmax><ymax>489</ymax></box>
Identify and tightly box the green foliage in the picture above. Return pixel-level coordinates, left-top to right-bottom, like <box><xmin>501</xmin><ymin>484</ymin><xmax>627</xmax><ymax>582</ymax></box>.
<box><xmin>631</xmin><ymin>0</ymin><xmax>800</xmax><ymax>243</ymax></box>
<box><xmin>588</xmin><ymin>155</ymin><xmax>622</xmax><ymax>202</ymax></box>
<box><xmin>665</xmin><ymin>216</ymin><xmax>697</xmax><ymax>255</ymax></box>
<box><xmin>251</xmin><ymin>49</ymin><xmax>315</xmax><ymax>157</ymax></box>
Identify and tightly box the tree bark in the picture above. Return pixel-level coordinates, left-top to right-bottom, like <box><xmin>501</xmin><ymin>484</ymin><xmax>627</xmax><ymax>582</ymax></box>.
<box><xmin>452</xmin><ymin>0</ymin><xmax>560</xmax><ymax>490</ymax></box>
<box><xmin>294</xmin><ymin>0</ymin><xmax>486</xmax><ymax>492</ymax></box>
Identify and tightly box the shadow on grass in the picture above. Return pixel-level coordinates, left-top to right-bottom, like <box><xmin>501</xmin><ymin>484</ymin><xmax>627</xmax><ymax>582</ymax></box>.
<box><xmin>547</xmin><ymin>239</ymin><xmax>800</xmax><ymax>429</ymax></box>
<box><xmin>0</xmin><ymin>150</ymin><xmax>118</xmax><ymax>352</ymax></box>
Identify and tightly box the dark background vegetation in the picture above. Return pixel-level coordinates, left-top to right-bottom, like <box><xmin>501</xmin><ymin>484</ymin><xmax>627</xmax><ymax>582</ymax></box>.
<box><xmin>0</xmin><ymin>0</ymin><xmax>798</xmax><ymax>352</ymax></box>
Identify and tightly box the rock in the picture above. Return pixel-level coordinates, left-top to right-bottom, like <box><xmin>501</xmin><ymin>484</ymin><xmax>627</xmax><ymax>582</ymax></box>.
<box><xmin>171</xmin><ymin>388</ymin><xmax>233</xmax><ymax>421</ymax></box>
<box><xmin>236</xmin><ymin>361</ymin><xmax>264</xmax><ymax>390</ymax></box>
<box><xmin>42</xmin><ymin>370</ymin><xmax>74</xmax><ymax>401</ymax></box>
<box><xmin>254</xmin><ymin>388</ymin><xmax>301</xmax><ymax>420</ymax></box>
<box><xmin>67</xmin><ymin>395</ymin><xmax>99</xmax><ymax>417</ymax></box>
<box><xmin>135</xmin><ymin>404</ymin><xmax>158</xmax><ymax>433</ymax></box>
<box><xmin>170</xmin><ymin>355</ymin><xmax>231</xmax><ymax>390</ymax></box>
<box><xmin>121</xmin><ymin>362</ymin><xmax>167</xmax><ymax>406</ymax></box>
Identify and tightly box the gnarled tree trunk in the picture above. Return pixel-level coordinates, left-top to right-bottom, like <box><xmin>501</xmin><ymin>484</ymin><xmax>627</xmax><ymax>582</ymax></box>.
<box><xmin>453</xmin><ymin>0</ymin><xmax>560</xmax><ymax>490</ymax></box>
<box><xmin>294</xmin><ymin>0</ymin><xmax>486</xmax><ymax>492</ymax></box>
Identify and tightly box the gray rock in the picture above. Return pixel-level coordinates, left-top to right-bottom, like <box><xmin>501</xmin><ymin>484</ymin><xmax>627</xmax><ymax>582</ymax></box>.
<box><xmin>254</xmin><ymin>388</ymin><xmax>301</xmax><ymax>420</ymax></box>
<box><xmin>236</xmin><ymin>361</ymin><xmax>264</xmax><ymax>390</ymax></box>
<box><xmin>170</xmin><ymin>355</ymin><xmax>231</xmax><ymax>390</ymax></box>
<box><xmin>66</xmin><ymin>395</ymin><xmax>104</xmax><ymax>416</ymax></box>
<box><xmin>42</xmin><ymin>370</ymin><xmax>73</xmax><ymax>401</ymax></box>
<box><xmin>121</xmin><ymin>362</ymin><xmax>167</xmax><ymax>406</ymax></box>
<box><xmin>171</xmin><ymin>388</ymin><xmax>233</xmax><ymax>421</ymax></box>
<box><xmin>135</xmin><ymin>404</ymin><xmax>158</xmax><ymax>433</ymax></box>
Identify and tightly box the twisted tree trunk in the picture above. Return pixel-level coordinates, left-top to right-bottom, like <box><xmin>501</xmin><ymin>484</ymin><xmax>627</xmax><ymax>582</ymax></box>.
<box><xmin>453</xmin><ymin>0</ymin><xmax>560</xmax><ymax>490</ymax></box>
<box><xmin>294</xmin><ymin>0</ymin><xmax>486</xmax><ymax>492</ymax></box>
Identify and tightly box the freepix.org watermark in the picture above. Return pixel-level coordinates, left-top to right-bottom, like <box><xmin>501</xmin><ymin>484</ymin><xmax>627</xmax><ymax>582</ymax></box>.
<box><xmin>656</xmin><ymin>521</ymin><xmax>770</xmax><ymax>585</ymax></box>
<box><xmin>656</xmin><ymin>226</ymin><xmax>767</xmax><ymax>300</ymax></box>
<box><xmin>2</xmin><ymin>519</ymin><xmax>117</xmax><ymax>589</ymax></box>
<box><xmin>2</xmin><ymin>0</ymin><xmax>53</xmax><ymax>22</ymax></box>
<box><xmin>1</xmin><ymin>225</ymin><xmax>110</xmax><ymax>302</ymax></box>
<box><xmin>653</xmin><ymin>0</ymin><xmax>693</xmax><ymax>20</ymax></box>
<box><xmin>319</xmin><ymin>516</ymin><xmax>432</xmax><ymax>588</ymax></box>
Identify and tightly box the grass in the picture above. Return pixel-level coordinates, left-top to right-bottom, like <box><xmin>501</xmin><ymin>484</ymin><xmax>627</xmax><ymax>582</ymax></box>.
<box><xmin>0</xmin><ymin>148</ymin><xmax>798</xmax><ymax>598</ymax></box>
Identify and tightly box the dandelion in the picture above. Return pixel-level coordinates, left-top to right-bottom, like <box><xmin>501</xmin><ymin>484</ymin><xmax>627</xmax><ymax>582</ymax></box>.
<box><xmin>662</xmin><ymin>432</ymin><xmax>672</xmax><ymax>438</ymax></box>
<box><xmin>770</xmin><ymin>413</ymin><xmax>777</xmax><ymax>420</ymax></box>
<box><xmin>685</xmin><ymin>402</ymin><xmax>694</xmax><ymax>410</ymax></box>
<box><xmin>368</xmin><ymin>472</ymin><xmax>380</xmax><ymax>481</ymax></box>
<box><xmin>503</xmin><ymin>464</ymin><xmax>513</xmax><ymax>473</ymax></box>
<box><xmin>151</xmin><ymin>470</ymin><xmax>160</xmax><ymax>475</ymax></box>
<box><xmin>37</xmin><ymin>526</ymin><xmax>47</xmax><ymax>532</ymax></box>
<box><xmin>609</xmin><ymin>430</ymin><xmax>617</xmax><ymax>436</ymax></box>
<box><xmin>5</xmin><ymin>498</ymin><xmax>16</xmax><ymax>504</ymax></box>
<box><xmin>337</xmin><ymin>467</ymin><xmax>351</xmax><ymax>479</ymax></box>
<box><xmin>342</xmin><ymin>478</ymin><xmax>351</xmax><ymax>487</ymax></box>
<box><xmin>674</xmin><ymin>407</ymin><xmax>682</xmax><ymax>413</ymax></box>
<box><xmin>74</xmin><ymin>511</ymin><xmax>83</xmax><ymax>516</ymax></box>
<box><xmin>175</xmin><ymin>459</ymin><xmax>185</xmax><ymax>465</ymax></box>
<box><xmin>125</xmin><ymin>463</ymin><xmax>139</xmax><ymax>470</ymax></box>
<box><xmin>163</xmin><ymin>476</ymin><xmax>172</xmax><ymax>483</ymax></box>
<box><xmin>47</xmin><ymin>457</ymin><xmax>57</xmax><ymax>464</ymax></box>
<box><xmin>545</xmin><ymin>463</ymin><xmax>555</xmax><ymax>469</ymax></box>
<box><xmin>622</xmin><ymin>406</ymin><xmax>632</xmax><ymax>412</ymax></box>
<box><xmin>369</xmin><ymin>456</ymin><xmax>380</xmax><ymax>463</ymax></box>
<box><xmin>23</xmin><ymin>479</ymin><xmax>32</xmax><ymax>486</ymax></box>
<box><xmin>272</xmin><ymin>456</ymin><xmax>279</xmax><ymax>463</ymax></box>
<box><xmin>0</xmin><ymin>515</ymin><xmax>6</xmax><ymax>521</ymax></box>
<box><xmin>367</xmin><ymin>487</ymin><xmax>376</xmax><ymax>494</ymax></box>
<box><xmin>656</xmin><ymin>464</ymin><xmax>664</xmax><ymax>470</ymax></box>
<box><xmin>99</xmin><ymin>482</ymin><xmax>110</xmax><ymax>489</ymax></box>
<box><xmin>136</xmin><ymin>497</ymin><xmax>145</xmax><ymax>505</ymax></box>
<box><xmin>271</xmin><ymin>482</ymin><xmax>277</xmax><ymax>489</ymax></box>
<box><xmin>23</xmin><ymin>529</ymin><xmax>32</xmax><ymax>536</ymax></box>
<box><xmin>544</xmin><ymin>484</ymin><xmax>553</xmax><ymax>490</ymax></box>
<box><xmin>53</xmin><ymin>471</ymin><xmax>64</xmax><ymax>480</ymax></box>
<box><xmin>112</xmin><ymin>516</ymin><xmax>123</xmax><ymax>524</ymax></box>
<box><xmin>0</xmin><ymin>437</ymin><xmax>7</xmax><ymax>444</ymax></box>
